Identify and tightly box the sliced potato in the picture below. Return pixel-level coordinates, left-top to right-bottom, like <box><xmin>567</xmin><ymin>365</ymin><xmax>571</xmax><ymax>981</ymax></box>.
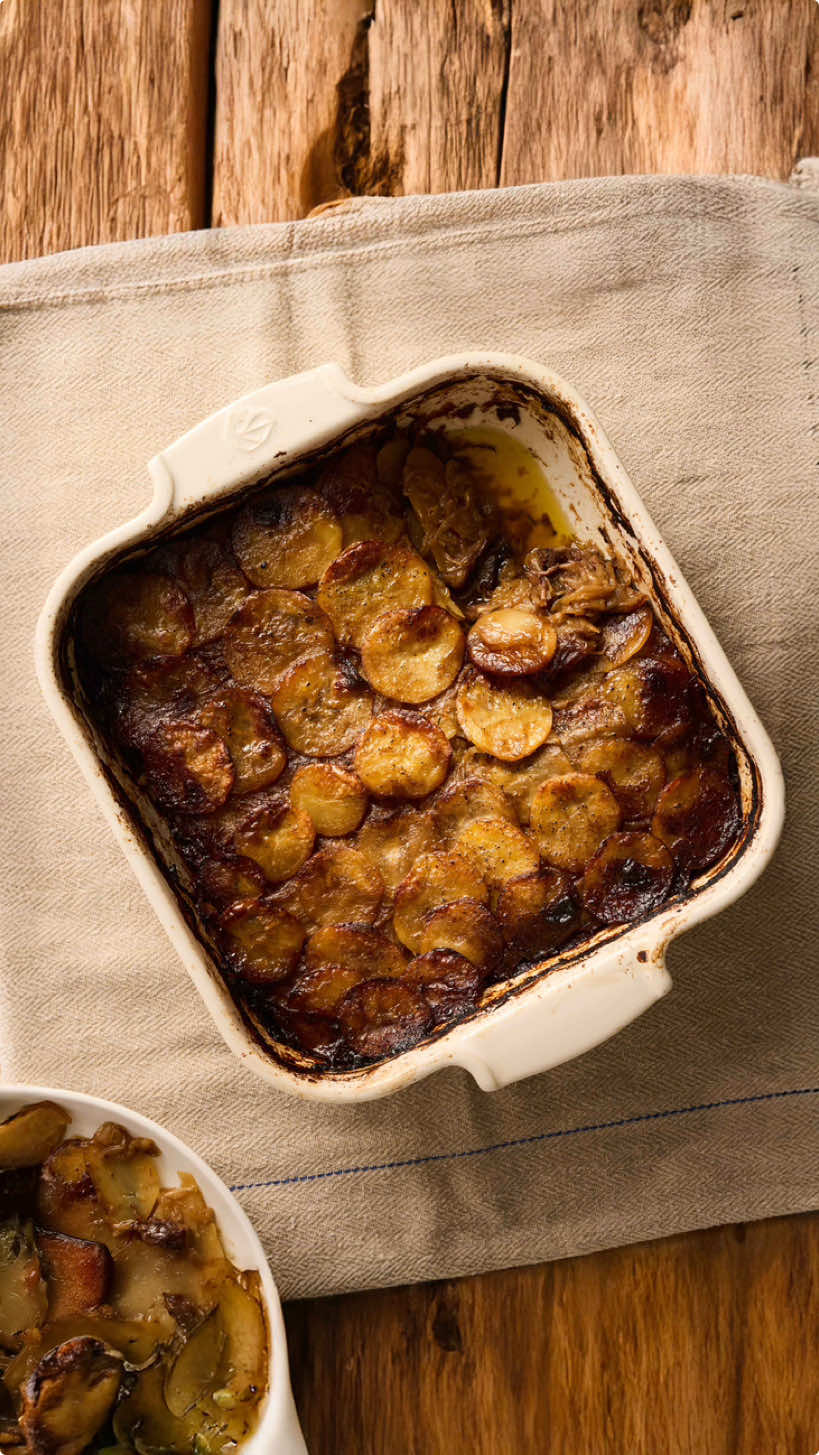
<box><xmin>80</xmin><ymin>571</ymin><xmax>194</xmax><ymax>666</ymax></box>
<box><xmin>143</xmin><ymin>720</ymin><xmax>234</xmax><ymax>814</ymax></box>
<box><xmin>598</xmin><ymin>602</ymin><xmax>653</xmax><ymax>667</ymax></box>
<box><xmin>602</xmin><ymin>658</ymin><xmax>692</xmax><ymax>741</ymax></box>
<box><xmin>220</xmin><ymin>901</ymin><xmax>306</xmax><ymax>982</ymax></box>
<box><xmin>495</xmin><ymin>868</ymin><xmax>579</xmax><ymax>953</ymax></box>
<box><xmin>393</xmin><ymin>849</ymin><xmax>488</xmax><ymax>953</ymax></box>
<box><xmin>154</xmin><ymin>536</ymin><xmax>251</xmax><ymax>643</ymax></box>
<box><xmin>275</xmin><ymin>1007</ymin><xmax>343</xmax><ymax>1061</ymax></box>
<box><xmin>455</xmin><ymin>818</ymin><xmax>540</xmax><ymax>888</ymax></box>
<box><xmin>360</xmin><ymin>606</ymin><xmax>465</xmax><ymax>704</ymax></box>
<box><xmin>196</xmin><ymin>688</ymin><xmax>286</xmax><ymax>794</ymax></box>
<box><xmin>223</xmin><ymin>589</ymin><xmax>335</xmax><ymax>695</ymax></box>
<box><xmin>318</xmin><ymin>443</ymin><xmax>404</xmax><ymax>545</ymax></box>
<box><xmin>403</xmin><ymin>951</ymin><xmax>484</xmax><ymax>1022</ymax></box>
<box><xmin>290</xmin><ymin>763</ymin><xmax>368</xmax><ymax>836</ymax></box>
<box><xmin>403</xmin><ymin>447</ymin><xmax>489</xmax><ymax>587</ymax></box>
<box><xmin>456</xmin><ymin>670</ymin><xmax>553</xmax><ymax>762</ymax></box>
<box><xmin>355</xmin><ymin>711</ymin><xmax>451</xmax><ymax>799</ymax></box>
<box><xmin>580</xmin><ymin>831</ymin><xmax>674</xmax><ymax>923</ymax></box>
<box><xmin>0</xmin><ymin>1219</ymin><xmax>47</xmax><ymax>1341</ymax></box>
<box><xmin>233</xmin><ymin>803</ymin><xmax>315</xmax><ymax>883</ymax></box>
<box><xmin>480</xmin><ymin>743</ymin><xmax>574</xmax><ymax>825</ymax></box>
<box><xmin>419</xmin><ymin>900</ymin><xmax>502</xmax><ymax>968</ymax></box>
<box><xmin>37</xmin><ymin>1231</ymin><xmax>113</xmax><ymax>1322</ymax></box>
<box><xmin>551</xmin><ymin>692</ymin><xmax>630</xmax><ymax>747</ymax></box>
<box><xmin>305</xmin><ymin>925</ymin><xmax>408</xmax><ymax>978</ymax></box>
<box><xmin>337</xmin><ymin>980</ymin><xmax>432</xmax><ymax>1060</ymax></box>
<box><xmin>317</xmin><ymin>540</ymin><xmax>434</xmax><ymax>646</ymax></box>
<box><xmin>232</xmin><ymin>485</ymin><xmax>343</xmax><ymax>588</ymax></box>
<box><xmin>651</xmin><ymin>767</ymin><xmax>740</xmax><ymax>873</ymax></box>
<box><xmin>574</xmin><ymin>737</ymin><xmax>666</xmax><ymax>819</ymax></box>
<box><xmin>285</xmin><ymin>845</ymin><xmax>385</xmax><ymax>929</ymax></box>
<box><xmin>20</xmin><ymin>1336</ymin><xmax>123</xmax><ymax>1455</ymax></box>
<box><xmin>272</xmin><ymin>654</ymin><xmax>373</xmax><ymax>756</ymax></box>
<box><xmin>288</xmin><ymin>965</ymin><xmax>364</xmax><ymax>1016</ymax></box>
<box><xmin>355</xmin><ymin>808</ymin><xmax>439</xmax><ymax>892</ymax></box>
<box><xmin>117</xmin><ymin>647</ymin><xmax>230</xmax><ymax>749</ymax></box>
<box><xmin>467</xmin><ymin>608</ymin><xmax>557</xmax><ymax>676</ymax></box>
<box><xmin>530</xmin><ymin>772</ymin><xmax>621</xmax><ymax>873</ymax></box>
<box><xmin>164</xmin><ymin>1304</ymin><xmax>225</xmax><ymax>1417</ymax></box>
<box><xmin>433</xmin><ymin>778</ymin><xmax>516</xmax><ymax>840</ymax></box>
<box><xmin>0</xmin><ymin>1102</ymin><xmax>69</xmax><ymax>1171</ymax></box>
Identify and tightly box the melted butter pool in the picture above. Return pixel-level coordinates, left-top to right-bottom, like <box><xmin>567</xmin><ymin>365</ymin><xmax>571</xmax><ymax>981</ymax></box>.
<box><xmin>443</xmin><ymin>424</ymin><xmax>573</xmax><ymax>548</ymax></box>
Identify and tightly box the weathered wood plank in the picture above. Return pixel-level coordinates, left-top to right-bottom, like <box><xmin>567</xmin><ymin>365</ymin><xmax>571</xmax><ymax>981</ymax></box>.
<box><xmin>0</xmin><ymin>0</ymin><xmax>212</xmax><ymax>265</ymax></box>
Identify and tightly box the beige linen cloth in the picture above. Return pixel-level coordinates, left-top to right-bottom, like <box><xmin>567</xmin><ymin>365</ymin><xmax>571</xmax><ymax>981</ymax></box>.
<box><xmin>1</xmin><ymin>173</ymin><xmax>817</xmax><ymax>1300</ymax></box>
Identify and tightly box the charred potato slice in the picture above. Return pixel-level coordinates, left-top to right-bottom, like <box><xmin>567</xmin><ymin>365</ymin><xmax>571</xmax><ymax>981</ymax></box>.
<box><xmin>223</xmin><ymin>589</ymin><xmax>335</xmax><ymax>695</ymax></box>
<box><xmin>403</xmin><ymin>951</ymin><xmax>485</xmax><ymax>1022</ymax></box>
<box><xmin>20</xmin><ymin>1336</ymin><xmax>123</xmax><ymax>1455</ymax></box>
<box><xmin>598</xmin><ymin>602</ymin><xmax>653</xmax><ymax>667</ymax></box>
<box><xmin>317</xmin><ymin>540</ymin><xmax>434</xmax><ymax>646</ymax></box>
<box><xmin>79</xmin><ymin>572</ymin><xmax>193</xmax><ymax>665</ymax></box>
<box><xmin>288</xmin><ymin>965</ymin><xmax>366</xmax><ymax>1017</ymax></box>
<box><xmin>580</xmin><ymin>831</ymin><xmax>674</xmax><ymax>923</ymax></box>
<box><xmin>234</xmin><ymin>803</ymin><xmax>315</xmax><ymax>883</ymax></box>
<box><xmin>272</xmin><ymin>654</ymin><xmax>373</xmax><ymax>756</ymax></box>
<box><xmin>651</xmin><ymin>767</ymin><xmax>740</xmax><ymax>873</ymax></box>
<box><xmin>305</xmin><ymin>925</ymin><xmax>408</xmax><ymax>978</ymax></box>
<box><xmin>603</xmin><ymin>657</ymin><xmax>693</xmax><ymax>741</ymax></box>
<box><xmin>403</xmin><ymin>447</ymin><xmax>489</xmax><ymax>587</ymax></box>
<box><xmin>355</xmin><ymin>808</ymin><xmax>439</xmax><ymax>892</ymax></box>
<box><xmin>574</xmin><ymin>737</ymin><xmax>666</xmax><ymax>819</ymax></box>
<box><xmin>456</xmin><ymin>670</ymin><xmax>553</xmax><ymax>762</ymax></box>
<box><xmin>275</xmin><ymin>1008</ymin><xmax>343</xmax><ymax>1061</ymax></box>
<box><xmin>285</xmin><ymin>845</ymin><xmax>384</xmax><ymax>928</ymax></box>
<box><xmin>116</xmin><ymin>646</ymin><xmax>231</xmax><ymax>749</ymax></box>
<box><xmin>531</xmin><ymin>772</ymin><xmax>621</xmax><ymax>873</ymax></box>
<box><xmin>290</xmin><ymin>763</ymin><xmax>369</xmax><ymax>836</ymax></box>
<box><xmin>393</xmin><ymin>849</ymin><xmax>488</xmax><ymax>953</ymax></box>
<box><xmin>196</xmin><ymin>688</ymin><xmax>286</xmax><ymax>794</ymax></box>
<box><xmin>142</xmin><ymin>720</ymin><xmax>234</xmax><ymax>814</ymax></box>
<box><xmin>338</xmin><ymin>980</ymin><xmax>432</xmax><ymax>1060</ymax></box>
<box><xmin>232</xmin><ymin>485</ymin><xmax>343</xmax><ymax>588</ymax></box>
<box><xmin>419</xmin><ymin>900</ymin><xmax>502</xmax><ymax>968</ymax></box>
<box><xmin>467</xmin><ymin>608</ymin><xmax>557</xmax><ymax>676</ymax></box>
<box><xmin>37</xmin><ymin>1232</ymin><xmax>113</xmax><ymax>1322</ymax></box>
<box><xmin>495</xmin><ymin>868</ymin><xmax>579</xmax><ymax>952</ymax></box>
<box><xmin>355</xmin><ymin>710</ymin><xmax>451</xmax><ymax>799</ymax></box>
<box><xmin>455</xmin><ymin>818</ymin><xmax>540</xmax><ymax>888</ymax></box>
<box><xmin>154</xmin><ymin>536</ymin><xmax>251</xmax><ymax>643</ymax></box>
<box><xmin>433</xmin><ymin>778</ymin><xmax>516</xmax><ymax>839</ymax></box>
<box><xmin>360</xmin><ymin>606</ymin><xmax>465</xmax><ymax>704</ymax></box>
<box><xmin>318</xmin><ymin>443</ymin><xmax>404</xmax><ymax>545</ymax></box>
<box><xmin>220</xmin><ymin>901</ymin><xmax>306</xmax><ymax>982</ymax></box>
<box><xmin>0</xmin><ymin>1103</ymin><xmax>69</xmax><ymax>1171</ymax></box>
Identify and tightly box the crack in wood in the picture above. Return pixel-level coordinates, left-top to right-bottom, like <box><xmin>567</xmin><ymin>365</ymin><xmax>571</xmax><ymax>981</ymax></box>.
<box><xmin>495</xmin><ymin>0</ymin><xmax>513</xmax><ymax>186</ymax></box>
<box><xmin>333</xmin><ymin>2</ymin><xmax>403</xmax><ymax>199</ymax></box>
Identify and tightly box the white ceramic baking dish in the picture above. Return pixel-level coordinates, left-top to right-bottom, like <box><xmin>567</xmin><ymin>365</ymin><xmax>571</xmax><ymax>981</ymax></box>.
<box><xmin>0</xmin><ymin>1084</ymin><xmax>307</xmax><ymax>1453</ymax></box>
<box><xmin>35</xmin><ymin>353</ymin><xmax>784</xmax><ymax>1104</ymax></box>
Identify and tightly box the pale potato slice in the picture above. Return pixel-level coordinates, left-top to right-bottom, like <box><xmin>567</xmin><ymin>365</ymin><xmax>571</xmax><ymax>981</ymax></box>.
<box><xmin>142</xmin><ymin>720</ymin><xmax>234</xmax><ymax>814</ymax></box>
<box><xmin>305</xmin><ymin>925</ymin><xmax>407</xmax><ymax>978</ymax></box>
<box><xmin>598</xmin><ymin>602</ymin><xmax>654</xmax><ymax>667</ymax></box>
<box><xmin>220</xmin><ymin>901</ymin><xmax>305</xmax><ymax>982</ymax></box>
<box><xmin>574</xmin><ymin>737</ymin><xmax>666</xmax><ymax>819</ymax></box>
<box><xmin>154</xmin><ymin>536</ymin><xmax>251</xmax><ymax>643</ymax></box>
<box><xmin>455</xmin><ymin>818</ymin><xmax>540</xmax><ymax>887</ymax></box>
<box><xmin>580</xmin><ymin>831</ymin><xmax>674</xmax><ymax>924</ymax></box>
<box><xmin>360</xmin><ymin>606</ymin><xmax>465</xmax><ymax>704</ymax></box>
<box><xmin>403</xmin><ymin>447</ymin><xmax>489</xmax><ymax>587</ymax></box>
<box><xmin>530</xmin><ymin>772</ymin><xmax>621</xmax><ymax>873</ymax></box>
<box><xmin>355</xmin><ymin>711</ymin><xmax>451</xmax><ymax>799</ymax></box>
<box><xmin>393</xmin><ymin>849</ymin><xmax>488</xmax><ymax>953</ymax></box>
<box><xmin>196</xmin><ymin>688</ymin><xmax>286</xmax><ymax>794</ymax></box>
<box><xmin>467</xmin><ymin>608</ymin><xmax>557</xmax><ymax>676</ymax></box>
<box><xmin>433</xmin><ymin>778</ymin><xmax>517</xmax><ymax>840</ymax></box>
<box><xmin>285</xmin><ymin>845</ymin><xmax>384</xmax><ymax>928</ymax></box>
<box><xmin>355</xmin><ymin>808</ymin><xmax>439</xmax><ymax>892</ymax></box>
<box><xmin>495</xmin><ymin>868</ymin><xmax>579</xmax><ymax>952</ymax></box>
<box><xmin>419</xmin><ymin>900</ymin><xmax>502</xmax><ymax>968</ymax></box>
<box><xmin>456</xmin><ymin>670</ymin><xmax>553</xmax><ymax>762</ymax></box>
<box><xmin>272</xmin><ymin>655</ymin><xmax>373</xmax><ymax>756</ymax></box>
<box><xmin>234</xmin><ymin>803</ymin><xmax>315</xmax><ymax>883</ymax></box>
<box><xmin>338</xmin><ymin>980</ymin><xmax>432</xmax><ymax>1059</ymax></box>
<box><xmin>287</xmin><ymin>964</ymin><xmax>365</xmax><ymax>1016</ymax></box>
<box><xmin>232</xmin><ymin>485</ymin><xmax>343</xmax><ymax>588</ymax></box>
<box><xmin>317</xmin><ymin>541</ymin><xmax>434</xmax><ymax>646</ymax></box>
<box><xmin>318</xmin><ymin>443</ymin><xmax>404</xmax><ymax>545</ymax></box>
<box><xmin>223</xmin><ymin>589</ymin><xmax>334</xmax><ymax>695</ymax></box>
<box><xmin>290</xmin><ymin>763</ymin><xmax>368</xmax><ymax>836</ymax></box>
<box><xmin>81</xmin><ymin>571</ymin><xmax>194</xmax><ymax>666</ymax></box>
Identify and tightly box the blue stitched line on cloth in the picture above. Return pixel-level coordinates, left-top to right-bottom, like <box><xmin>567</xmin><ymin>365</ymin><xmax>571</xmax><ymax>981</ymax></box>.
<box><xmin>230</xmin><ymin>1085</ymin><xmax>819</xmax><ymax>1193</ymax></box>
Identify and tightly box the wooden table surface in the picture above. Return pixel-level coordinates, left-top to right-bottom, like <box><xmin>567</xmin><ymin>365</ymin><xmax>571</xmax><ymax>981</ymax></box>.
<box><xmin>2</xmin><ymin>3</ymin><xmax>818</xmax><ymax>1451</ymax></box>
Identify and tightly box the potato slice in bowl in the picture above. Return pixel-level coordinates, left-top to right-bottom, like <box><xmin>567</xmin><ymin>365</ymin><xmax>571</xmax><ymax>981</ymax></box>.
<box><xmin>317</xmin><ymin>442</ymin><xmax>404</xmax><ymax>546</ymax></box>
<box><xmin>531</xmin><ymin>772</ymin><xmax>621</xmax><ymax>873</ymax></box>
<box><xmin>142</xmin><ymin>720</ymin><xmax>234</xmax><ymax>814</ymax></box>
<box><xmin>433</xmin><ymin>778</ymin><xmax>517</xmax><ymax>840</ymax></box>
<box><xmin>234</xmin><ymin>803</ymin><xmax>315</xmax><ymax>883</ymax></box>
<box><xmin>153</xmin><ymin>535</ymin><xmax>252</xmax><ymax>644</ymax></box>
<box><xmin>456</xmin><ymin>670</ymin><xmax>553</xmax><ymax>761</ymax></box>
<box><xmin>232</xmin><ymin>485</ymin><xmax>343</xmax><ymax>588</ymax></box>
<box><xmin>79</xmin><ymin>572</ymin><xmax>194</xmax><ymax>666</ymax></box>
<box><xmin>284</xmin><ymin>845</ymin><xmax>384</xmax><ymax>929</ymax></box>
<box><xmin>467</xmin><ymin>607</ymin><xmax>557</xmax><ymax>676</ymax></box>
<box><xmin>337</xmin><ymin>980</ymin><xmax>432</xmax><ymax>1060</ymax></box>
<box><xmin>318</xmin><ymin>540</ymin><xmax>434</xmax><ymax>646</ymax></box>
<box><xmin>403</xmin><ymin>950</ymin><xmax>485</xmax><ymax>1021</ymax></box>
<box><xmin>495</xmin><ymin>868</ymin><xmax>579</xmax><ymax>952</ymax></box>
<box><xmin>223</xmin><ymin>589</ymin><xmax>335</xmax><ymax>695</ymax></box>
<box><xmin>305</xmin><ymin>925</ymin><xmax>408</xmax><ymax>978</ymax></box>
<box><xmin>355</xmin><ymin>808</ymin><xmax>439</xmax><ymax>892</ymax></box>
<box><xmin>419</xmin><ymin>899</ymin><xmax>502</xmax><ymax>968</ymax></box>
<box><xmin>573</xmin><ymin>737</ymin><xmax>665</xmax><ymax>819</ymax></box>
<box><xmin>220</xmin><ymin>900</ymin><xmax>306</xmax><ymax>982</ymax></box>
<box><xmin>393</xmin><ymin>849</ymin><xmax>488</xmax><ymax>953</ymax></box>
<box><xmin>455</xmin><ymin>818</ymin><xmax>540</xmax><ymax>889</ymax></box>
<box><xmin>360</xmin><ymin>606</ymin><xmax>465</xmax><ymax>704</ymax></box>
<box><xmin>195</xmin><ymin>687</ymin><xmax>286</xmax><ymax>795</ymax></box>
<box><xmin>290</xmin><ymin>763</ymin><xmax>369</xmax><ymax>836</ymax></box>
<box><xmin>580</xmin><ymin>831</ymin><xmax>674</xmax><ymax>923</ymax></box>
<box><xmin>355</xmin><ymin>711</ymin><xmax>452</xmax><ymax>799</ymax></box>
<box><xmin>272</xmin><ymin>654</ymin><xmax>373</xmax><ymax>756</ymax></box>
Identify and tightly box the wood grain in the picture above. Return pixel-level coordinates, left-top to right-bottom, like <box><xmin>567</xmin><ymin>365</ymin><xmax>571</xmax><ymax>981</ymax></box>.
<box><xmin>285</xmin><ymin>1214</ymin><xmax>819</xmax><ymax>1455</ymax></box>
<box><xmin>0</xmin><ymin>0</ymin><xmax>212</xmax><ymax>264</ymax></box>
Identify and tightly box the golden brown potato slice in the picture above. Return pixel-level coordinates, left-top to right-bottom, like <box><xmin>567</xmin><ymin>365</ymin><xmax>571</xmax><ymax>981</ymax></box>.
<box><xmin>467</xmin><ymin>608</ymin><xmax>557</xmax><ymax>676</ymax></box>
<box><xmin>318</xmin><ymin>443</ymin><xmax>404</xmax><ymax>545</ymax></box>
<box><xmin>232</xmin><ymin>485</ymin><xmax>343</xmax><ymax>588</ymax></box>
<box><xmin>495</xmin><ymin>868</ymin><xmax>578</xmax><ymax>952</ymax></box>
<box><xmin>80</xmin><ymin>572</ymin><xmax>194</xmax><ymax>666</ymax></box>
<box><xmin>290</xmin><ymin>763</ymin><xmax>369</xmax><ymax>836</ymax></box>
<box><xmin>220</xmin><ymin>901</ymin><xmax>306</xmax><ymax>982</ymax></box>
<box><xmin>360</xmin><ymin>606</ymin><xmax>465</xmax><ymax>704</ymax></box>
<box><xmin>355</xmin><ymin>710</ymin><xmax>451</xmax><ymax>798</ymax></box>
<box><xmin>0</xmin><ymin>1103</ymin><xmax>69</xmax><ymax>1172</ymax></box>
<box><xmin>479</xmin><ymin>743</ymin><xmax>574</xmax><ymax>825</ymax></box>
<box><xmin>223</xmin><ymin>589</ymin><xmax>335</xmax><ymax>695</ymax></box>
<box><xmin>305</xmin><ymin>925</ymin><xmax>408</xmax><ymax>978</ymax></box>
<box><xmin>651</xmin><ymin>767</ymin><xmax>740</xmax><ymax>873</ymax></box>
<box><xmin>197</xmin><ymin>855</ymin><xmax>268</xmax><ymax>911</ymax></box>
<box><xmin>153</xmin><ymin>537</ymin><xmax>251</xmax><ymax>644</ymax></box>
<box><xmin>419</xmin><ymin>900</ymin><xmax>502</xmax><ymax>968</ymax></box>
<box><xmin>602</xmin><ymin>658</ymin><xmax>692</xmax><ymax>741</ymax></box>
<box><xmin>574</xmin><ymin>737</ymin><xmax>665</xmax><ymax>819</ymax></box>
<box><xmin>433</xmin><ymin>778</ymin><xmax>516</xmax><ymax>840</ymax></box>
<box><xmin>455</xmin><ymin>818</ymin><xmax>540</xmax><ymax>888</ymax></box>
<box><xmin>142</xmin><ymin>720</ymin><xmax>234</xmax><ymax>814</ymax></box>
<box><xmin>355</xmin><ymin>808</ymin><xmax>439</xmax><ymax>892</ymax></box>
<box><xmin>530</xmin><ymin>772</ymin><xmax>621</xmax><ymax>873</ymax></box>
<box><xmin>403</xmin><ymin>447</ymin><xmax>489</xmax><ymax>587</ymax></box>
<box><xmin>234</xmin><ymin>803</ymin><xmax>315</xmax><ymax>883</ymax></box>
<box><xmin>598</xmin><ymin>602</ymin><xmax>653</xmax><ymax>667</ymax></box>
<box><xmin>456</xmin><ymin>670</ymin><xmax>553</xmax><ymax>762</ymax></box>
<box><xmin>580</xmin><ymin>831</ymin><xmax>674</xmax><ymax>923</ymax></box>
<box><xmin>20</xmin><ymin>1337</ymin><xmax>123</xmax><ymax>1455</ymax></box>
<box><xmin>317</xmin><ymin>540</ymin><xmax>434</xmax><ymax>646</ymax></box>
<box><xmin>403</xmin><ymin>951</ymin><xmax>485</xmax><ymax>1022</ymax></box>
<box><xmin>272</xmin><ymin>654</ymin><xmax>373</xmax><ymax>756</ymax></box>
<box><xmin>196</xmin><ymin>688</ymin><xmax>286</xmax><ymax>794</ymax></box>
<box><xmin>338</xmin><ymin>980</ymin><xmax>432</xmax><ymax>1059</ymax></box>
<box><xmin>285</xmin><ymin>845</ymin><xmax>385</xmax><ymax>928</ymax></box>
<box><xmin>287</xmin><ymin>964</ymin><xmax>364</xmax><ymax>1016</ymax></box>
<box><xmin>393</xmin><ymin>849</ymin><xmax>488</xmax><ymax>953</ymax></box>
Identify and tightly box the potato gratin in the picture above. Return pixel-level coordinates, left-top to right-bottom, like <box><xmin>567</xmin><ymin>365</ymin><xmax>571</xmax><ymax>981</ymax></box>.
<box><xmin>75</xmin><ymin>431</ymin><xmax>741</xmax><ymax>1070</ymax></box>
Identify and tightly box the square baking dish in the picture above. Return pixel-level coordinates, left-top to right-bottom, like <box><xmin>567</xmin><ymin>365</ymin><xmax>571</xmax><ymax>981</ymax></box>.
<box><xmin>36</xmin><ymin>354</ymin><xmax>784</xmax><ymax>1102</ymax></box>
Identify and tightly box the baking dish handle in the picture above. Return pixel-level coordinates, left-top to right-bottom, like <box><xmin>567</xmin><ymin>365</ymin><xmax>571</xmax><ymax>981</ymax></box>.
<box><xmin>452</xmin><ymin>937</ymin><xmax>672</xmax><ymax>1092</ymax></box>
<box><xmin>148</xmin><ymin>363</ymin><xmax>374</xmax><ymax>517</ymax></box>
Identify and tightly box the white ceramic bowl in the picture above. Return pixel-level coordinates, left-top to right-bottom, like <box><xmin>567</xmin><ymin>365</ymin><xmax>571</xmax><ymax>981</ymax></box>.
<box><xmin>0</xmin><ymin>1084</ymin><xmax>307</xmax><ymax>1454</ymax></box>
<box><xmin>35</xmin><ymin>353</ymin><xmax>784</xmax><ymax>1103</ymax></box>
